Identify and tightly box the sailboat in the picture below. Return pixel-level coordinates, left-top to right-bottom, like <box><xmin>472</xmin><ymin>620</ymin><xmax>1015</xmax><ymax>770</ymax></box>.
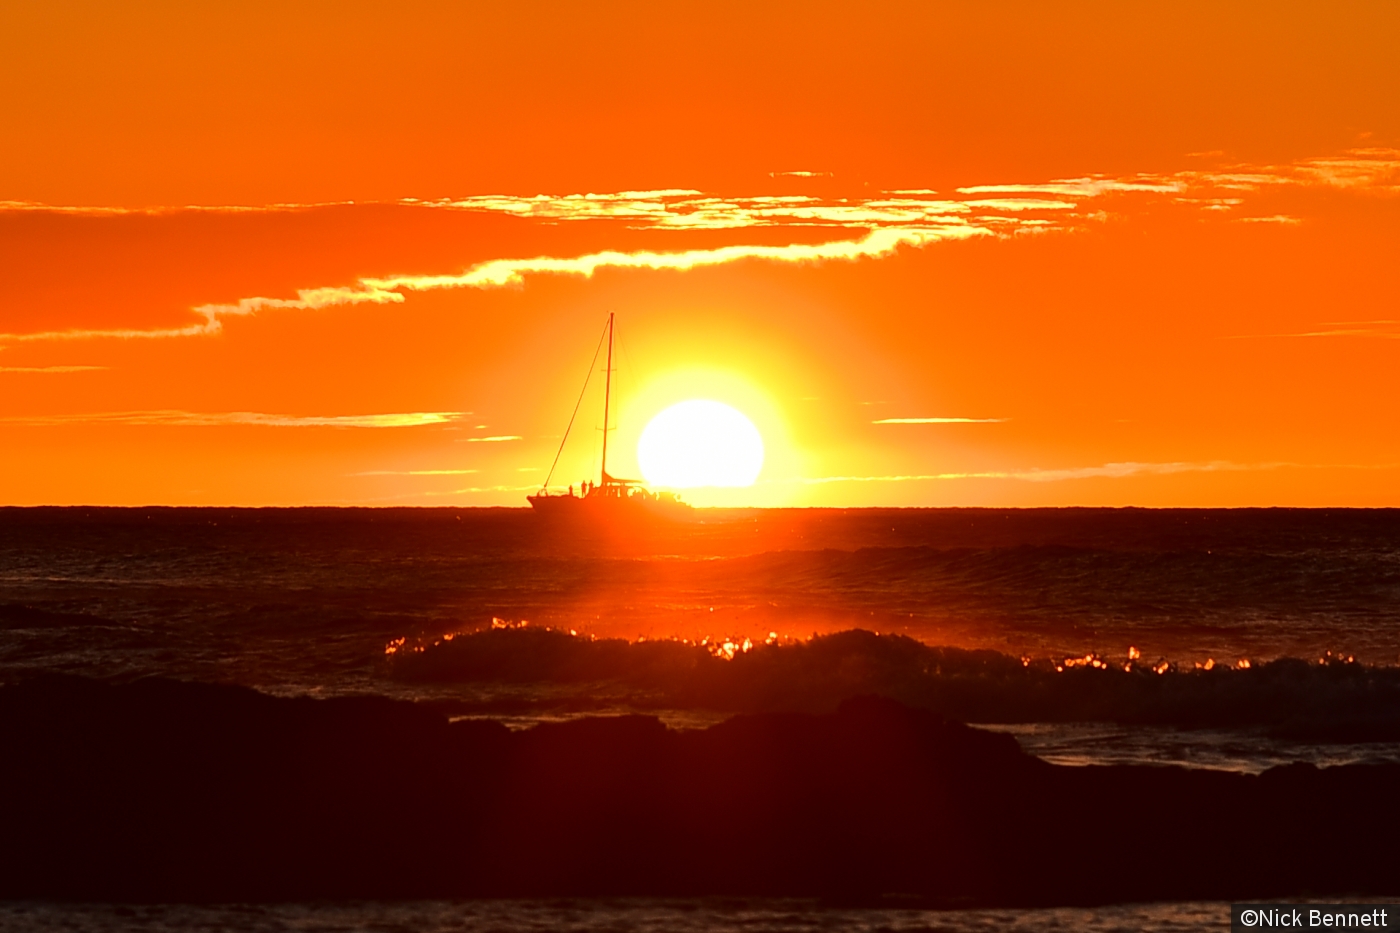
<box><xmin>527</xmin><ymin>314</ymin><xmax>694</xmax><ymax>521</ymax></box>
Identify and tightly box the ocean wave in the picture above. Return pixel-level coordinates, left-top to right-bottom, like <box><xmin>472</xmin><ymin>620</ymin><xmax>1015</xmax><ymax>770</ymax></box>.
<box><xmin>390</xmin><ymin>623</ymin><xmax>1400</xmax><ymax>737</ymax></box>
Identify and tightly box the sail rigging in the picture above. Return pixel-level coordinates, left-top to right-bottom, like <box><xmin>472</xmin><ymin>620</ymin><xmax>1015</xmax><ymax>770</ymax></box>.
<box><xmin>540</xmin><ymin>317</ymin><xmax>609</xmax><ymax>491</ymax></box>
<box><xmin>527</xmin><ymin>313</ymin><xmax>692</xmax><ymax>519</ymax></box>
<box><xmin>601</xmin><ymin>313</ymin><xmax>613</xmax><ymax>482</ymax></box>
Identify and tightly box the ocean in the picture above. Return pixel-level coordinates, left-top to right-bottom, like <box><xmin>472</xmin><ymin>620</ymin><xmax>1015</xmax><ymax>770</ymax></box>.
<box><xmin>0</xmin><ymin>897</ymin><xmax>1229</xmax><ymax>932</ymax></box>
<box><xmin>3</xmin><ymin>506</ymin><xmax>1398</xmax><ymax>929</ymax></box>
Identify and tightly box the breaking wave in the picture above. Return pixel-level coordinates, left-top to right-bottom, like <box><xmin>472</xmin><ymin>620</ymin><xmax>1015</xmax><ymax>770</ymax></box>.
<box><xmin>389</xmin><ymin>622</ymin><xmax>1400</xmax><ymax>739</ymax></box>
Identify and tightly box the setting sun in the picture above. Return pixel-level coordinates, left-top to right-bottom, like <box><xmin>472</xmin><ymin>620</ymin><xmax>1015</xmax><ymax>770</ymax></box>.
<box><xmin>636</xmin><ymin>400</ymin><xmax>765</xmax><ymax>488</ymax></box>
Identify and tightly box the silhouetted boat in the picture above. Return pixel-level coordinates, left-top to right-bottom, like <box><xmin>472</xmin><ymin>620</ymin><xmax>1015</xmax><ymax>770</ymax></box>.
<box><xmin>528</xmin><ymin>314</ymin><xmax>694</xmax><ymax>521</ymax></box>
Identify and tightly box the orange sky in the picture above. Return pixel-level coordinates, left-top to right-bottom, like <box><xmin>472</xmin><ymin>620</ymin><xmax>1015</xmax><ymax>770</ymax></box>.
<box><xmin>2</xmin><ymin>2</ymin><xmax>1398</xmax><ymax>507</ymax></box>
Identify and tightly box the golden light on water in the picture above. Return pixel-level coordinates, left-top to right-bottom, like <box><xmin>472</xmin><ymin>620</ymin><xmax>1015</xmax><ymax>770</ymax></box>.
<box><xmin>637</xmin><ymin>400</ymin><xmax>765</xmax><ymax>489</ymax></box>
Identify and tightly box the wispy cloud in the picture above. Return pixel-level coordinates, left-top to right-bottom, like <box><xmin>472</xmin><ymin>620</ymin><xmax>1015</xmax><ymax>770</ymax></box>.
<box><xmin>413</xmin><ymin>190</ymin><xmax>702</xmax><ymax>224</ymax></box>
<box><xmin>957</xmin><ymin>178</ymin><xmax>1181</xmax><ymax>197</ymax></box>
<box><xmin>0</xmin><ymin>286</ymin><xmax>406</xmax><ymax>343</ymax></box>
<box><xmin>0</xmin><ymin>282</ymin><xmax>408</xmax><ymax>343</ymax></box>
<box><xmin>1230</xmin><ymin>320</ymin><xmax>1400</xmax><ymax>340</ymax></box>
<box><xmin>961</xmin><ymin>198</ymin><xmax>1078</xmax><ymax>212</ymax></box>
<box><xmin>458</xmin><ymin>435</ymin><xmax>522</xmax><ymax>442</ymax></box>
<box><xmin>361</xmin><ymin>226</ymin><xmax>976</xmax><ymax>294</ymax></box>
<box><xmin>796</xmin><ymin>460</ymin><xmax>1280</xmax><ymax>484</ymax></box>
<box><xmin>1174</xmin><ymin>197</ymin><xmax>1246</xmax><ymax>211</ymax></box>
<box><xmin>1292</xmin><ymin>149</ymin><xmax>1400</xmax><ymax>190</ymax></box>
<box><xmin>4</xmin><ymin>147</ymin><xmax>1394</xmax><ymax>345</ymax></box>
<box><xmin>350</xmin><ymin>468</ymin><xmax>479</xmax><ymax>476</ymax></box>
<box><xmin>420</xmin><ymin>483</ymin><xmax>541</xmax><ymax>495</ymax></box>
<box><xmin>873</xmin><ymin>417</ymin><xmax>1007</xmax><ymax>424</ymax></box>
<box><xmin>0</xmin><ymin>410</ymin><xmax>467</xmax><ymax>428</ymax></box>
<box><xmin>1178</xmin><ymin>148</ymin><xmax>1400</xmax><ymax>194</ymax></box>
<box><xmin>0</xmin><ymin>199</ymin><xmax>360</xmax><ymax>217</ymax></box>
<box><xmin>423</xmin><ymin>192</ymin><xmax>980</xmax><ymax>231</ymax></box>
<box><xmin>7</xmin><ymin>147</ymin><xmax>1393</xmax><ymax>226</ymax></box>
<box><xmin>0</xmin><ymin>365</ymin><xmax>107</xmax><ymax>373</ymax></box>
<box><xmin>956</xmin><ymin>148</ymin><xmax>1400</xmax><ymax>207</ymax></box>
<box><xmin>998</xmin><ymin>460</ymin><xmax>1273</xmax><ymax>483</ymax></box>
<box><xmin>796</xmin><ymin>473</ymin><xmax>983</xmax><ymax>484</ymax></box>
<box><xmin>7</xmin><ymin>226</ymin><xmax>978</xmax><ymax>345</ymax></box>
<box><xmin>0</xmin><ymin>321</ymin><xmax>226</xmax><ymax>342</ymax></box>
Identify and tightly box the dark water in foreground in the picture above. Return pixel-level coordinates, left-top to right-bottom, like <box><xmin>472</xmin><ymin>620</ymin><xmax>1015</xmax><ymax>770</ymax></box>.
<box><xmin>3</xmin><ymin>506</ymin><xmax>1400</xmax><ymax>773</ymax></box>
<box><xmin>0</xmin><ymin>898</ymin><xmax>1236</xmax><ymax>932</ymax></box>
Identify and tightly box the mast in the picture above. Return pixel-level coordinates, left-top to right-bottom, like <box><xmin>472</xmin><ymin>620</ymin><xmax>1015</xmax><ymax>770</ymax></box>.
<box><xmin>600</xmin><ymin>312</ymin><xmax>614</xmax><ymax>485</ymax></box>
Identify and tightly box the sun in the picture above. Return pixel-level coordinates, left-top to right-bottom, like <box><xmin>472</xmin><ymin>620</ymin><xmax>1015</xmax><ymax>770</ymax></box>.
<box><xmin>637</xmin><ymin>400</ymin><xmax>765</xmax><ymax>488</ymax></box>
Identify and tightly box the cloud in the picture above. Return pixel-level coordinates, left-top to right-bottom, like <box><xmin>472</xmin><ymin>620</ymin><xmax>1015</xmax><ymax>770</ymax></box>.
<box><xmin>365</xmin><ymin>226</ymin><xmax>976</xmax><ymax>294</ymax></box>
<box><xmin>956</xmin><ymin>178</ymin><xmax>1181</xmax><ymax>197</ymax></box>
<box><xmin>1173</xmin><ymin>197</ymin><xmax>1245</xmax><ymax>210</ymax></box>
<box><xmin>1171</xmin><ymin>172</ymin><xmax>1287</xmax><ymax>191</ymax></box>
<box><xmin>960</xmin><ymin>198</ymin><xmax>1078</xmax><ymax>212</ymax></box>
<box><xmin>0</xmin><ymin>283</ymin><xmax>409</xmax><ymax>344</ymax></box>
<box><xmin>0</xmin><ymin>365</ymin><xmax>107</xmax><ymax>373</ymax></box>
<box><xmin>350</xmin><ymin>469</ymin><xmax>479</xmax><ymax>476</ymax></box>
<box><xmin>420</xmin><ymin>190</ymin><xmax>703</xmax><ymax>224</ymax></box>
<box><xmin>1181</xmin><ymin>148</ymin><xmax>1400</xmax><ymax>194</ymax></box>
<box><xmin>872</xmin><ymin>417</ymin><xmax>1007</xmax><ymax>424</ymax></box>
<box><xmin>0</xmin><ymin>410</ymin><xmax>467</xmax><ymax>428</ymax></box>
<box><xmin>458</xmin><ymin>435</ymin><xmax>523</xmax><ymax>442</ymax></box>
<box><xmin>421</xmin><ymin>194</ymin><xmax>978</xmax><ymax>231</ymax></box>
<box><xmin>188</xmin><ymin>284</ymin><xmax>406</xmax><ymax>331</ymax></box>
<box><xmin>420</xmin><ymin>484</ymin><xmax>541</xmax><ymax>495</ymax></box>
<box><xmin>1230</xmin><ymin>321</ymin><xmax>1400</xmax><ymax>340</ymax></box>
<box><xmin>1287</xmin><ymin>328</ymin><xmax>1399</xmax><ymax>339</ymax></box>
<box><xmin>0</xmin><ymin>320</ymin><xmax>227</xmax><ymax>343</ymax></box>
<box><xmin>1292</xmin><ymin>149</ymin><xmax>1400</xmax><ymax>190</ymax></box>
<box><xmin>956</xmin><ymin>148</ymin><xmax>1400</xmax><ymax>202</ymax></box>
<box><xmin>797</xmin><ymin>460</ymin><xmax>1279</xmax><ymax>484</ymax></box>
<box><xmin>3</xmin><ymin>226</ymin><xmax>980</xmax><ymax>345</ymax></box>
<box><xmin>998</xmin><ymin>460</ymin><xmax>1271</xmax><ymax>483</ymax></box>
<box><xmin>0</xmin><ymin>199</ymin><xmax>359</xmax><ymax>217</ymax></box>
<box><xmin>7</xmin><ymin>146</ymin><xmax>1394</xmax><ymax>227</ymax></box>
<box><xmin>796</xmin><ymin>473</ymin><xmax>987</xmax><ymax>484</ymax></box>
<box><xmin>4</xmin><ymin>146</ymin><xmax>1394</xmax><ymax>345</ymax></box>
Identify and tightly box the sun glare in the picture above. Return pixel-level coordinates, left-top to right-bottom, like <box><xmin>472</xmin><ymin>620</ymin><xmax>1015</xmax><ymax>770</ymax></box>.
<box><xmin>637</xmin><ymin>400</ymin><xmax>765</xmax><ymax>488</ymax></box>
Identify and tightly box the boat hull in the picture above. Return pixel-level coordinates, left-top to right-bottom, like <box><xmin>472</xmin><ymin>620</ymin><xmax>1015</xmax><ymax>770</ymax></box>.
<box><xmin>527</xmin><ymin>492</ymin><xmax>696</xmax><ymax>523</ymax></box>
